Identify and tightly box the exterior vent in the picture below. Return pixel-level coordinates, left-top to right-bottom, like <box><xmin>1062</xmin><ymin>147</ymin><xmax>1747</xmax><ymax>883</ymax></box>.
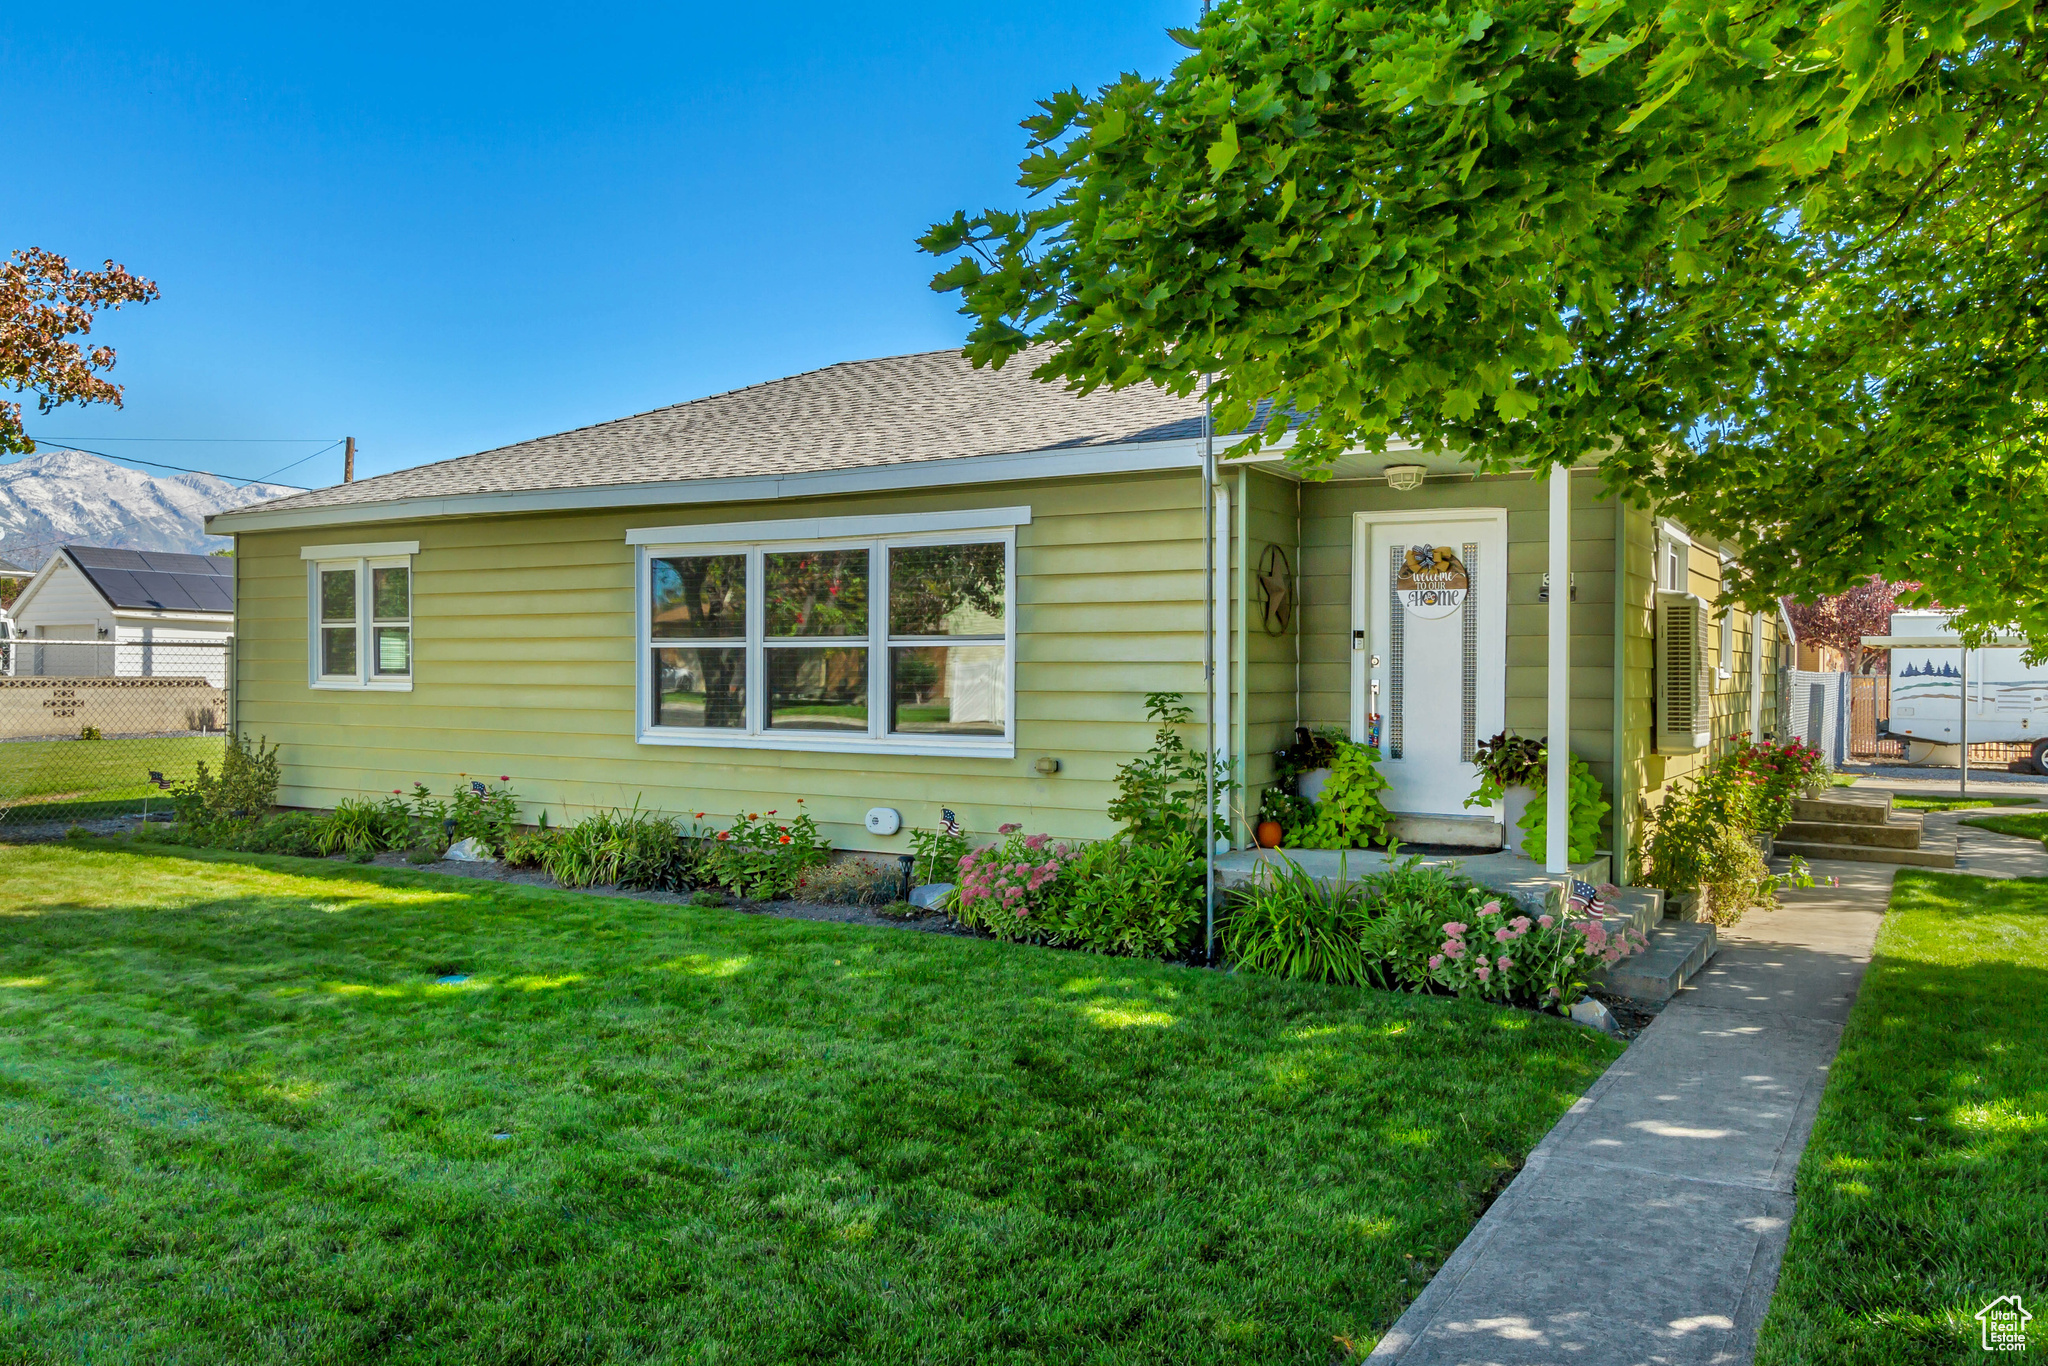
<box><xmin>1655</xmin><ymin>590</ymin><xmax>1713</xmax><ymax>753</ymax></box>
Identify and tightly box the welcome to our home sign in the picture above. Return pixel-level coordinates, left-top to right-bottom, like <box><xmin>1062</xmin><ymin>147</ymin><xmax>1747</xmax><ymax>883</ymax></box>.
<box><xmin>1396</xmin><ymin>545</ymin><xmax>1470</xmax><ymax>620</ymax></box>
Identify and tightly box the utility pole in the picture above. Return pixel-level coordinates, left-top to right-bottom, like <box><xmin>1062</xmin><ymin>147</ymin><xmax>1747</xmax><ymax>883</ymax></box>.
<box><xmin>343</xmin><ymin>436</ymin><xmax>355</xmax><ymax>483</ymax></box>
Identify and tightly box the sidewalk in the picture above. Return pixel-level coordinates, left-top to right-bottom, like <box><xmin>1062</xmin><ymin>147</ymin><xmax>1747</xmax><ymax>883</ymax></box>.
<box><xmin>1367</xmin><ymin>851</ymin><xmax>1907</xmax><ymax>1365</ymax></box>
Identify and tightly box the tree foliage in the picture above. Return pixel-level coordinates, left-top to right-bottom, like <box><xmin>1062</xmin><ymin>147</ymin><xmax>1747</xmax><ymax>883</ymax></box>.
<box><xmin>922</xmin><ymin>1</ymin><xmax>2048</xmax><ymax>641</ymax></box>
<box><xmin>1783</xmin><ymin>577</ymin><xmax>1919</xmax><ymax>674</ymax></box>
<box><xmin>1</xmin><ymin>248</ymin><xmax>158</xmax><ymax>454</ymax></box>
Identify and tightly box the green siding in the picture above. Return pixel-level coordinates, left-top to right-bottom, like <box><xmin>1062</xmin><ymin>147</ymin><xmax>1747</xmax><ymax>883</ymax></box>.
<box><xmin>1234</xmin><ymin>466</ymin><xmax>1300</xmax><ymax>826</ymax></box>
<box><xmin>1297</xmin><ymin>471</ymin><xmax>1621</xmax><ymax>824</ymax></box>
<box><xmin>235</xmin><ymin>471</ymin><xmax>1214</xmax><ymax>850</ymax></box>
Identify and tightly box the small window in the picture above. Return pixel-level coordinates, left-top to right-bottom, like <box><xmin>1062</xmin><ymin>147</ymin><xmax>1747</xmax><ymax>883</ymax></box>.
<box><xmin>310</xmin><ymin>554</ymin><xmax>413</xmax><ymax>689</ymax></box>
<box><xmin>637</xmin><ymin>528</ymin><xmax>1014</xmax><ymax>754</ymax></box>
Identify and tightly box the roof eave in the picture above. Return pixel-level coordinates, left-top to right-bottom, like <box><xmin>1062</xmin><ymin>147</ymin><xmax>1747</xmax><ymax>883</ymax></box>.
<box><xmin>207</xmin><ymin>433</ymin><xmax>1239</xmax><ymax>535</ymax></box>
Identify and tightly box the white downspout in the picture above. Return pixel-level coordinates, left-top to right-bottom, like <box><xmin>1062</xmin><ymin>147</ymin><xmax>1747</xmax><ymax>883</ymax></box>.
<box><xmin>1546</xmin><ymin>465</ymin><xmax>1571</xmax><ymax>873</ymax></box>
<box><xmin>1202</xmin><ymin>385</ymin><xmax>1217</xmax><ymax>963</ymax></box>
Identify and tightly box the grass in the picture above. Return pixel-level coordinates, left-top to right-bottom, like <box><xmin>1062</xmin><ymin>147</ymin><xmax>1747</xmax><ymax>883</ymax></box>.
<box><xmin>1757</xmin><ymin>872</ymin><xmax>2048</xmax><ymax>1363</ymax></box>
<box><xmin>1890</xmin><ymin>794</ymin><xmax>2039</xmax><ymax>812</ymax></box>
<box><xmin>1959</xmin><ymin>809</ymin><xmax>2048</xmax><ymax>848</ymax></box>
<box><xmin>0</xmin><ymin>840</ymin><xmax>1621</xmax><ymax>1364</ymax></box>
<box><xmin>0</xmin><ymin>734</ymin><xmax>222</xmax><ymax>820</ymax></box>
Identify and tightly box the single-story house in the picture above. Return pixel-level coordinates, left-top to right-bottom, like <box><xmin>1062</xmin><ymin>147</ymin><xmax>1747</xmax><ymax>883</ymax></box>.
<box><xmin>208</xmin><ymin>350</ymin><xmax>1781</xmax><ymax>873</ymax></box>
<box><xmin>5</xmin><ymin>546</ymin><xmax>234</xmax><ymax>685</ymax></box>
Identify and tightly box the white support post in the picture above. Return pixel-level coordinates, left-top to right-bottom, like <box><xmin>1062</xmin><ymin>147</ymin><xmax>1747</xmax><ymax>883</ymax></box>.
<box><xmin>1546</xmin><ymin>465</ymin><xmax>1571</xmax><ymax>873</ymax></box>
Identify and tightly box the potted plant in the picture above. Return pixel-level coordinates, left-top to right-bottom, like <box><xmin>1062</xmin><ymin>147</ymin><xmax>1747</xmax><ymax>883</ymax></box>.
<box><xmin>1274</xmin><ymin>726</ymin><xmax>1345</xmax><ymax>805</ymax></box>
<box><xmin>1465</xmin><ymin>732</ymin><xmax>1546</xmax><ymax>848</ymax></box>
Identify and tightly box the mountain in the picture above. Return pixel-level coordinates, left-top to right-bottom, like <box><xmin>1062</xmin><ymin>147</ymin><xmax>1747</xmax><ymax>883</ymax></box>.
<box><xmin>0</xmin><ymin>450</ymin><xmax>298</xmax><ymax>569</ymax></box>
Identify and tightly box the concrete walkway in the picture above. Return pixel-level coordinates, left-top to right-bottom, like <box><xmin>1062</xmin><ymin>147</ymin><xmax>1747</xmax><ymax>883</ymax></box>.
<box><xmin>1368</xmin><ymin>842</ymin><xmax>1950</xmax><ymax>1365</ymax></box>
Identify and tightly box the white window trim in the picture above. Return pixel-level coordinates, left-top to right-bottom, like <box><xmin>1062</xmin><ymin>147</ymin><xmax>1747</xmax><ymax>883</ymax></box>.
<box><xmin>307</xmin><ymin>554</ymin><xmax>415</xmax><ymax>691</ymax></box>
<box><xmin>299</xmin><ymin>540</ymin><xmax>420</xmax><ymax>560</ymax></box>
<box><xmin>625</xmin><ymin>506</ymin><xmax>1030</xmax><ymax>547</ymax></box>
<box><xmin>634</xmin><ymin>523</ymin><xmax>1018</xmax><ymax>758</ymax></box>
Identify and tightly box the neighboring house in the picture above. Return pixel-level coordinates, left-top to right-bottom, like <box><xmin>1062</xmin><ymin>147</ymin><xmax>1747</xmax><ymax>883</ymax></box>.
<box><xmin>208</xmin><ymin>350</ymin><xmax>1780</xmax><ymax>866</ymax></box>
<box><xmin>6</xmin><ymin>546</ymin><xmax>234</xmax><ymax>685</ymax></box>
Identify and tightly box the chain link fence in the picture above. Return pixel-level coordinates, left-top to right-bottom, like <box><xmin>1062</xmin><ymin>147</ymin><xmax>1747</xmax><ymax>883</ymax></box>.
<box><xmin>0</xmin><ymin>638</ymin><xmax>231</xmax><ymax>829</ymax></box>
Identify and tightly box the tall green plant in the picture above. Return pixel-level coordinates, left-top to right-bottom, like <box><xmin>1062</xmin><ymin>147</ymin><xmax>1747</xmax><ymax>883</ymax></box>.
<box><xmin>1108</xmin><ymin>692</ymin><xmax>1234</xmax><ymax>844</ymax></box>
<box><xmin>1295</xmin><ymin>742</ymin><xmax>1394</xmax><ymax>851</ymax></box>
<box><xmin>1517</xmin><ymin>753</ymin><xmax>1610</xmax><ymax>864</ymax></box>
<box><xmin>1221</xmin><ymin>855</ymin><xmax>1375</xmax><ymax>985</ymax></box>
<box><xmin>170</xmin><ymin>733</ymin><xmax>282</xmax><ymax>825</ymax></box>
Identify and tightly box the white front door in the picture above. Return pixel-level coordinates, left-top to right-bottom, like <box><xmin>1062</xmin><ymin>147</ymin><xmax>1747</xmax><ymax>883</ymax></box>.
<box><xmin>1352</xmin><ymin>511</ymin><xmax>1508</xmax><ymax>818</ymax></box>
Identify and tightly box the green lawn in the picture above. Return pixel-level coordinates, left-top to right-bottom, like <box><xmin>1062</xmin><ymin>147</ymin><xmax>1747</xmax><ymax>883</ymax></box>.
<box><xmin>0</xmin><ymin>840</ymin><xmax>1621</xmax><ymax>1364</ymax></box>
<box><xmin>0</xmin><ymin>735</ymin><xmax>222</xmax><ymax>821</ymax></box>
<box><xmin>1757</xmin><ymin>872</ymin><xmax>2048</xmax><ymax>1363</ymax></box>
<box><xmin>1960</xmin><ymin>810</ymin><xmax>2048</xmax><ymax>848</ymax></box>
<box><xmin>1890</xmin><ymin>794</ymin><xmax>2038</xmax><ymax>812</ymax></box>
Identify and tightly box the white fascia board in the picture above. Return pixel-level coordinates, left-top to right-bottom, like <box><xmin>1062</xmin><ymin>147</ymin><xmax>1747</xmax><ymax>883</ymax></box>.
<box><xmin>208</xmin><ymin>435</ymin><xmax>1225</xmax><ymax>535</ymax></box>
<box><xmin>628</xmin><ymin>505</ymin><xmax>1031</xmax><ymax>547</ymax></box>
<box><xmin>299</xmin><ymin>540</ymin><xmax>420</xmax><ymax>560</ymax></box>
<box><xmin>110</xmin><ymin>608</ymin><xmax>235</xmax><ymax>624</ymax></box>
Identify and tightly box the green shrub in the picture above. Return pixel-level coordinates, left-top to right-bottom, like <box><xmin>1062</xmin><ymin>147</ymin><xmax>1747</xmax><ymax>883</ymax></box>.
<box><xmin>170</xmin><ymin>733</ymin><xmax>282</xmax><ymax>825</ymax></box>
<box><xmin>1354</xmin><ymin>855</ymin><xmax>1494</xmax><ymax>991</ymax></box>
<box><xmin>701</xmin><ymin>807</ymin><xmax>829</xmax><ymax>899</ymax></box>
<box><xmin>543</xmin><ymin>808</ymin><xmax>697</xmax><ymax>891</ymax></box>
<box><xmin>953</xmin><ymin>825</ymin><xmax>1068</xmax><ymax>938</ymax></box>
<box><xmin>1430</xmin><ymin>890</ymin><xmax>1646</xmax><ymax>1009</ymax></box>
<box><xmin>315</xmin><ymin>797</ymin><xmax>410</xmax><ymax>857</ymax></box>
<box><xmin>1108</xmin><ymin>692</ymin><xmax>1234</xmax><ymax>845</ymax></box>
<box><xmin>793</xmin><ymin>856</ymin><xmax>903</xmax><ymax>906</ymax></box>
<box><xmin>1516</xmin><ymin>752</ymin><xmax>1610</xmax><ymax>864</ymax></box>
<box><xmin>1221</xmin><ymin>856</ymin><xmax>1376</xmax><ymax>985</ymax></box>
<box><xmin>1295</xmin><ymin>742</ymin><xmax>1395</xmax><ymax>850</ymax></box>
<box><xmin>405</xmin><ymin>845</ymin><xmax>442</xmax><ymax>865</ymax></box>
<box><xmin>449</xmin><ymin>778</ymin><xmax>522</xmax><ymax>855</ymax></box>
<box><xmin>1255</xmin><ymin>785</ymin><xmax>1314</xmax><ymax>839</ymax></box>
<box><xmin>502</xmin><ymin>828</ymin><xmax>557</xmax><ymax>870</ymax></box>
<box><xmin>1038</xmin><ymin>832</ymin><xmax>1205</xmax><ymax>957</ymax></box>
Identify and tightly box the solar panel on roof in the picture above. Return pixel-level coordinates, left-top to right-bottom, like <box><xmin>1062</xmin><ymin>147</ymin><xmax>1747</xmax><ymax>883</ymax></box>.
<box><xmin>63</xmin><ymin>547</ymin><xmax>235</xmax><ymax>613</ymax></box>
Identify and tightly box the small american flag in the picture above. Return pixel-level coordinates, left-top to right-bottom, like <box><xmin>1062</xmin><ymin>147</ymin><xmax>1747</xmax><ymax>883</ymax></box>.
<box><xmin>940</xmin><ymin>808</ymin><xmax>962</xmax><ymax>836</ymax></box>
<box><xmin>1566</xmin><ymin>879</ymin><xmax>1602</xmax><ymax>915</ymax></box>
<box><xmin>471</xmin><ymin>780</ymin><xmax>488</xmax><ymax>796</ymax></box>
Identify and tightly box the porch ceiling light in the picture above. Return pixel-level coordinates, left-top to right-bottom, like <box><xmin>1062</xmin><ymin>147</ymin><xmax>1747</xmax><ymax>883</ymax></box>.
<box><xmin>1384</xmin><ymin>464</ymin><xmax>1427</xmax><ymax>491</ymax></box>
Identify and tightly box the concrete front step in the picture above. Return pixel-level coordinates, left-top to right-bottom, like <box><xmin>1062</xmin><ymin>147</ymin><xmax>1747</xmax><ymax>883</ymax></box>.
<box><xmin>1774</xmin><ymin>834</ymin><xmax>1959</xmax><ymax>868</ymax></box>
<box><xmin>1593</xmin><ymin>920</ymin><xmax>1717</xmax><ymax>1002</ymax></box>
<box><xmin>1600</xmin><ymin>886</ymin><xmax>1665</xmax><ymax>937</ymax></box>
<box><xmin>1778</xmin><ymin>815</ymin><xmax>1925</xmax><ymax>849</ymax></box>
<box><xmin>1790</xmin><ymin>792</ymin><xmax>1895</xmax><ymax>825</ymax></box>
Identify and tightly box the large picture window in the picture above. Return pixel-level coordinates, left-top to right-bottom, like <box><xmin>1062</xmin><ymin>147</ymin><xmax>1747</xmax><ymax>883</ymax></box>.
<box><xmin>304</xmin><ymin>542</ymin><xmax>417</xmax><ymax>690</ymax></box>
<box><xmin>634</xmin><ymin>515</ymin><xmax>1018</xmax><ymax>756</ymax></box>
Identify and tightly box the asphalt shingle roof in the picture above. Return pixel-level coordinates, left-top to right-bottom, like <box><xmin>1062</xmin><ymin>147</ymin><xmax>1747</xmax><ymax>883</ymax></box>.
<box><xmin>67</xmin><ymin>546</ymin><xmax>235</xmax><ymax>614</ymax></box>
<box><xmin>220</xmin><ymin>350</ymin><xmax>1210</xmax><ymax>519</ymax></box>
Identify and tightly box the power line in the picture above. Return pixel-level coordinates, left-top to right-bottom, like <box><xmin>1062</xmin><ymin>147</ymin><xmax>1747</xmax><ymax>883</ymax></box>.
<box><xmin>12</xmin><ymin>438</ymin><xmax>313</xmax><ymax>490</ymax></box>
<box><xmin>28</xmin><ymin>436</ymin><xmax>338</xmax><ymax>444</ymax></box>
<box><xmin>252</xmin><ymin>441</ymin><xmax>342</xmax><ymax>485</ymax></box>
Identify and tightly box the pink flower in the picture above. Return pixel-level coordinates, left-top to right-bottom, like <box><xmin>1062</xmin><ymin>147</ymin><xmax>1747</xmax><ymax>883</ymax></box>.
<box><xmin>1441</xmin><ymin>941</ymin><xmax>1465</xmax><ymax>960</ymax></box>
<box><xmin>1024</xmin><ymin>833</ymin><xmax>1049</xmax><ymax>851</ymax></box>
<box><xmin>999</xmin><ymin>822</ymin><xmax>1022</xmax><ymax>835</ymax></box>
<box><xmin>1014</xmin><ymin>906</ymin><xmax>1029</xmax><ymax>919</ymax></box>
<box><xmin>1494</xmin><ymin>927</ymin><xmax>1514</xmax><ymax>943</ymax></box>
<box><xmin>1497</xmin><ymin>955</ymin><xmax>1513</xmax><ymax>971</ymax></box>
<box><xmin>1428</xmin><ymin>954</ymin><xmax>1444</xmax><ymax>969</ymax></box>
<box><xmin>1475</xmin><ymin>966</ymin><xmax>1492</xmax><ymax>982</ymax></box>
<box><xmin>1538</xmin><ymin>914</ymin><xmax>1555</xmax><ymax>929</ymax></box>
<box><xmin>1510</xmin><ymin>916</ymin><xmax>1532</xmax><ymax>933</ymax></box>
<box><xmin>1480</xmin><ymin>900</ymin><xmax>1502</xmax><ymax>916</ymax></box>
<box><xmin>1442</xmin><ymin>922</ymin><xmax>1468</xmax><ymax>936</ymax></box>
<box><xmin>958</xmin><ymin>853</ymin><xmax>975</xmax><ymax>870</ymax></box>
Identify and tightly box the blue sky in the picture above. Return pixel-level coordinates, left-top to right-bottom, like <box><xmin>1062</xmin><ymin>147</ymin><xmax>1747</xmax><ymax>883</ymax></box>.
<box><xmin>4</xmin><ymin>3</ymin><xmax>1190</xmax><ymax>488</ymax></box>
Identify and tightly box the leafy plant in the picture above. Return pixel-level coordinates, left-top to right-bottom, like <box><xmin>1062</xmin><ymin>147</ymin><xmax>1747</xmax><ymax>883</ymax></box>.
<box><xmin>171</xmin><ymin>733</ymin><xmax>282</xmax><ymax>825</ymax></box>
<box><xmin>1295</xmin><ymin>742</ymin><xmax>1395</xmax><ymax>850</ymax></box>
<box><xmin>542</xmin><ymin>807</ymin><xmax>697</xmax><ymax>892</ymax></box>
<box><xmin>1038</xmin><ymin>832</ymin><xmax>1205</xmax><ymax>957</ymax></box>
<box><xmin>1516</xmin><ymin>752</ymin><xmax>1610</xmax><ymax>864</ymax></box>
<box><xmin>954</xmin><ymin>824</ymin><xmax>1069</xmax><ymax>935</ymax></box>
<box><xmin>315</xmin><ymin>797</ymin><xmax>409</xmax><ymax>857</ymax></box>
<box><xmin>1221</xmin><ymin>855</ymin><xmax>1374</xmax><ymax>985</ymax></box>
<box><xmin>1270</xmin><ymin>725</ymin><xmax>1347</xmax><ymax>782</ymax></box>
<box><xmin>449</xmin><ymin>778</ymin><xmax>522</xmax><ymax>855</ymax></box>
<box><xmin>502</xmin><ymin>828</ymin><xmax>558</xmax><ymax>870</ymax></box>
<box><xmin>1463</xmin><ymin>731</ymin><xmax>1546</xmax><ymax>808</ymax></box>
<box><xmin>1108</xmin><ymin>691</ymin><xmax>1235</xmax><ymax>845</ymax></box>
<box><xmin>908</xmin><ymin>821</ymin><xmax>970</xmax><ymax>886</ymax></box>
<box><xmin>701</xmin><ymin>806</ymin><xmax>829</xmax><ymax>900</ymax></box>
<box><xmin>1634</xmin><ymin>776</ymin><xmax>1813</xmax><ymax>926</ymax></box>
<box><xmin>1354</xmin><ymin>854</ymin><xmax>1495</xmax><ymax>992</ymax></box>
<box><xmin>78</xmin><ymin>725</ymin><xmax>101</xmax><ymax>741</ymax></box>
<box><xmin>1255</xmin><ymin>784</ymin><xmax>1313</xmax><ymax>839</ymax></box>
